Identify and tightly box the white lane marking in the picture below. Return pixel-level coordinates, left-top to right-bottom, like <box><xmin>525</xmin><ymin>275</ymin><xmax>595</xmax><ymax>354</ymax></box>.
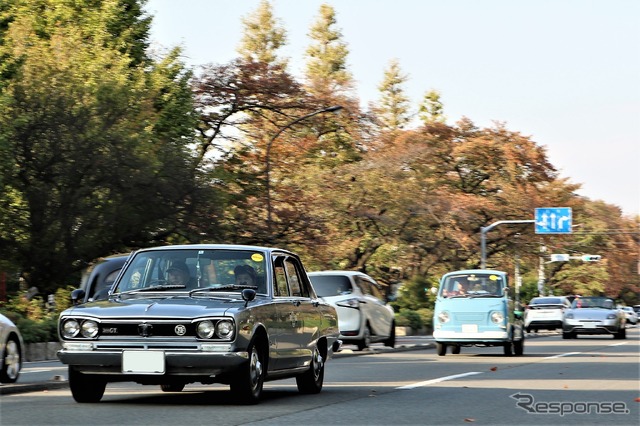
<box><xmin>608</xmin><ymin>342</ymin><xmax>628</xmax><ymax>347</ymax></box>
<box><xmin>396</xmin><ymin>372</ymin><xmax>483</xmax><ymax>390</ymax></box>
<box><xmin>544</xmin><ymin>352</ymin><xmax>582</xmax><ymax>359</ymax></box>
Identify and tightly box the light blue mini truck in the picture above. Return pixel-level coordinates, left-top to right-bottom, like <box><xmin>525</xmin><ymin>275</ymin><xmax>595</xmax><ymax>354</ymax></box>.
<box><xmin>432</xmin><ymin>269</ymin><xmax>525</xmax><ymax>356</ymax></box>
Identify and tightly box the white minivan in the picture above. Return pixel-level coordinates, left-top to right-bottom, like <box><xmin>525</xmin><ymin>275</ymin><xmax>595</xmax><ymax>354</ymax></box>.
<box><xmin>308</xmin><ymin>271</ymin><xmax>395</xmax><ymax>351</ymax></box>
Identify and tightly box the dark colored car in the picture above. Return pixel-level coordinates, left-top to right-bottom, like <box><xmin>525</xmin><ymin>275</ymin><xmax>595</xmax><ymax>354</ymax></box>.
<box><xmin>562</xmin><ymin>296</ymin><xmax>626</xmax><ymax>339</ymax></box>
<box><xmin>57</xmin><ymin>244</ymin><xmax>340</xmax><ymax>404</ymax></box>
<box><xmin>74</xmin><ymin>254</ymin><xmax>129</xmax><ymax>303</ymax></box>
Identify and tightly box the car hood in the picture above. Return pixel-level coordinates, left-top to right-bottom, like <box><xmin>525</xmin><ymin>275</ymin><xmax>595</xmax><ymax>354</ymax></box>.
<box><xmin>61</xmin><ymin>295</ymin><xmax>246</xmax><ymax>319</ymax></box>
<box><xmin>566</xmin><ymin>308</ymin><xmax>617</xmax><ymax>320</ymax></box>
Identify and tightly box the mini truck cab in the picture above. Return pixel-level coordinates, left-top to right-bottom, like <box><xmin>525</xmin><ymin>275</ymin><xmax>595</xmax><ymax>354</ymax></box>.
<box><xmin>432</xmin><ymin>269</ymin><xmax>524</xmax><ymax>356</ymax></box>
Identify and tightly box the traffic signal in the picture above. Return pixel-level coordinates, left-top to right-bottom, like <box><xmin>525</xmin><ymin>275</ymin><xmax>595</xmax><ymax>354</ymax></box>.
<box><xmin>581</xmin><ymin>255</ymin><xmax>602</xmax><ymax>262</ymax></box>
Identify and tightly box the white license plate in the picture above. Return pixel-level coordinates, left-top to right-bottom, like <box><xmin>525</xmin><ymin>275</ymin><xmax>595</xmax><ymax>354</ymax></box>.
<box><xmin>462</xmin><ymin>324</ymin><xmax>478</xmax><ymax>333</ymax></box>
<box><xmin>122</xmin><ymin>350</ymin><xmax>165</xmax><ymax>374</ymax></box>
<box><xmin>583</xmin><ymin>323</ymin><xmax>597</xmax><ymax>329</ymax></box>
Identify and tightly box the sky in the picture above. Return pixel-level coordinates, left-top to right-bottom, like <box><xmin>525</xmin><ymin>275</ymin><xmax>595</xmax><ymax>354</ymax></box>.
<box><xmin>144</xmin><ymin>0</ymin><xmax>640</xmax><ymax>218</ymax></box>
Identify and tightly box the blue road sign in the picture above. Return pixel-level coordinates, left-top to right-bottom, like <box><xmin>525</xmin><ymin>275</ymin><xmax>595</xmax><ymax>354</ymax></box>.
<box><xmin>535</xmin><ymin>207</ymin><xmax>572</xmax><ymax>234</ymax></box>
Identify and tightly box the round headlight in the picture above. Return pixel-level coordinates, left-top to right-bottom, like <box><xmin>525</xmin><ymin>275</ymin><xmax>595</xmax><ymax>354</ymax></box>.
<box><xmin>438</xmin><ymin>311</ymin><xmax>450</xmax><ymax>323</ymax></box>
<box><xmin>62</xmin><ymin>319</ymin><xmax>80</xmax><ymax>338</ymax></box>
<box><xmin>491</xmin><ymin>311</ymin><xmax>504</xmax><ymax>324</ymax></box>
<box><xmin>565</xmin><ymin>313</ymin><xmax>574</xmax><ymax>319</ymax></box>
<box><xmin>216</xmin><ymin>320</ymin><xmax>235</xmax><ymax>339</ymax></box>
<box><xmin>196</xmin><ymin>320</ymin><xmax>215</xmax><ymax>339</ymax></box>
<box><xmin>81</xmin><ymin>320</ymin><xmax>99</xmax><ymax>338</ymax></box>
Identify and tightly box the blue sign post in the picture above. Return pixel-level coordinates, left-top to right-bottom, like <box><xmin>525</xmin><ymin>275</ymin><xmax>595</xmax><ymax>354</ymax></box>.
<box><xmin>535</xmin><ymin>207</ymin><xmax>572</xmax><ymax>234</ymax></box>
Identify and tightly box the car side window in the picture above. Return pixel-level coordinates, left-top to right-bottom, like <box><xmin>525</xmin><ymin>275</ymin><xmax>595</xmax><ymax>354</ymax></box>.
<box><xmin>356</xmin><ymin>277</ymin><xmax>371</xmax><ymax>296</ymax></box>
<box><xmin>272</xmin><ymin>255</ymin><xmax>310</xmax><ymax>298</ymax></box>
<box><xmin>368</xmin><ymin>281</ymin><xmax>384</xmax><ymax>301</ymax></box>
<box><xmin>273</xmin><ymin>257</ymin><xmax>289</xmax><ymax>297</ymax></box>
<box><xmin>284</xmin><ymin>258</ymin><xmax>303</xmax><ymax>297</ymax></box>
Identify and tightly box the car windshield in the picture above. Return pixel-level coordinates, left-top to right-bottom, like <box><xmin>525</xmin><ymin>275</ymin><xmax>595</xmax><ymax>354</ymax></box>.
<box><xmin>113</xmin><ymin>249</ymin><xmax>267</xmax><ymax>294</ymax></box>
<box><xmin>571</xmin><ymin>297</ymin><xmax>614</xmax><ymax>309</ymax></box>
<box><xmin>441</xmin><ymin>273</ymin><xmax>505</xmax><ymax>298</ymax></box>
<box><xmin>309</xmin><ymin>275</ymin><xmax>353</xmax><ymax>297</ymax></box>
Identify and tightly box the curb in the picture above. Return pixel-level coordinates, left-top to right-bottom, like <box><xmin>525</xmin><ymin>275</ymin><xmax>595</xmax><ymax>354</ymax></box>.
<box><xmin>0</xmin><ymin>379</ymin><xmax>69</xmax><ymax>396</ymax></box>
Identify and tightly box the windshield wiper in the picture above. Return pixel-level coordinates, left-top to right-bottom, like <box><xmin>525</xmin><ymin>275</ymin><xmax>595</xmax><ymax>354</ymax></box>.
<box><xmin>121</xmin><ymin>284</ymin><xmax>187</xmax><ymax>293</ymax></box>
<box><xmin>189</xmin><ymin>284</ymin><xmax>257</xmax><ymax>296</ymax></box>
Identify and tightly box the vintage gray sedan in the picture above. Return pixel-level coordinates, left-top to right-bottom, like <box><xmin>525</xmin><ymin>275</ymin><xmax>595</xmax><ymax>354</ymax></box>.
<box><xmin>57</xmin><ymin>245</ymin><xmax>340</xmax><ymax>404</ymax></box>
<box><xmin>562</xmin><ymin>296</ymin><xmax>626</xmax><ymax>339</ymax></box>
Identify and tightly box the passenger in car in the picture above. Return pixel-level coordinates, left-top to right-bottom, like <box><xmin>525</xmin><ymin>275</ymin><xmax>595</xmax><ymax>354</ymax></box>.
<box><xmin>167</xmin><ymin>262</ymin><xmax>196</xmax><ymax>288</ymax></box>
<box><xmin>234</xmin><ymin>265</ymin><xmax>257</xmax><ymax>287</ymax></box>
<box><xmin>444</xmin><ymin>281</ymin><xmax>467</xmax><ymax>297</ymax></box>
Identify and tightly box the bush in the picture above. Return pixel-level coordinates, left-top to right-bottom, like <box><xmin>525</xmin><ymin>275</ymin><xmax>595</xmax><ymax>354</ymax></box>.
<box><xmin>1</xmin><ymin>290</ymin><xmax>63</xmax><ymax>343</ymax></box>
<box><xmin>395</xmin><ymin>309</ymin><xmax>423</xmax><ymax>331</ymax></box>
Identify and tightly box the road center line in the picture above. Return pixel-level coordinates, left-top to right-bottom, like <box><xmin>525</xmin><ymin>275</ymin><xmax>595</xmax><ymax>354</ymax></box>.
<box><xmin>397</xmin><ymin>371</ymin><xmax>483</xmax><ymax>390</ymax></box>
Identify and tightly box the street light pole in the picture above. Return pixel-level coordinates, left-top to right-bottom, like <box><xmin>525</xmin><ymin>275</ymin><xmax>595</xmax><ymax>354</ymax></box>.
<box><xmin>265</xmin><ymin>105</ymin><xmax>343</xmax><ymax>236</ymax></box>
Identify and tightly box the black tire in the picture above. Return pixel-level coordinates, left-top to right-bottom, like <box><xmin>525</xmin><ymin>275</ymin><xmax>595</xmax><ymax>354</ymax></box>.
<box><xmin>615</xmin><ymin>327</ymin><xmax>626</xmax><ymax>339</ymax></box>
<box><xmin>0</xmin><ymin>337</ymin><xmax>21</xmax><ymax>383</ymax></box>
<box><xmin>69</xmin><ymin>367</ymin><xmax>106</xmax><ymax>403</ymax></box>
<box><xmin>503</xmin><ymin>341</ymin><xmax>513</xmax><ymax>356</ymax></box>
<box><xmin>160</xmin><ymin>384</ymin><xmax>185</xmax><ymax>392</ymax></box>
<box><xmin>562</xmin><ymin>331</ymin><xmax>575</xmax><ymax>339</ymax></box>
<box><xmin>357</xmin><ymin>325</ymin><xmax>371</xmax><ymax>351</ymax></box>
<box><xmin>451</xmin><ymin>345</ymin><xmax>461</xmax><ymax>355</ymax></box>
<box><xmin>230</xmin><ymin>339</ymin><xmax>265</xmax><ymax>404</ymax></box>
<box><xmin>514</xmin><ymin>337</ymin><xmax>525</xmax><ymax>356</ymax></box>
<box><xmin>384</xmin><ymin>322</ymin><xmax>396</xmax><ymax>348</ymax></box>
<box><xmin>296</xmin><ymin>345</ymin><xmax>325</xmax><ymax>394</ymax></box>
<box><xmin>436</xmin><ymin>342</ymin><xmax>447</xmax><ymax>356</ymax></box>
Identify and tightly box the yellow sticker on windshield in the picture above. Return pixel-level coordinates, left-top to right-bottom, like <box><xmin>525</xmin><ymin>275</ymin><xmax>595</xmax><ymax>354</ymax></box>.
<box><xmin>489</xmin><ymin>275</ymin><xmax>498</xmax><ymax>281</ymax></box>
<box><xmin>251</xmin><ymin>253</ymin><xmax>264</xmax><ymax>262</ymax></box>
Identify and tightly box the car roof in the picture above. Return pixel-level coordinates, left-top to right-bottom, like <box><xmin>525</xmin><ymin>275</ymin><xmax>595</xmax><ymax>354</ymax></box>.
<box><xmin>134</xmin><ymin>244</ymin><xmax>295</xmax><ymax>256</ymax></box>
<box><xmin>308</xmin><ymin>270</ymin><xmax>368</xmax><ymax>276</ymax></box>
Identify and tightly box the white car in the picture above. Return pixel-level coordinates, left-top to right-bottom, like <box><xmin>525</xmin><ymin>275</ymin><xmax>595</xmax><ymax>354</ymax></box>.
<box><xmin>308</xmin><ymin>271</ymin><xmax>395</xmax><ymax>351</ymax></box>
<box><xmin>0</xmin><ymin>313</ymin><xmax>24</xmax><ymax>383</ymax></box>
<box><xmin>620</xmin><ymin>307</ymin><xmax>638</xmax><ymax>325</ymax></box>
<box><xmin>524</xmin><ymin>296</ymin><xmax>571</xmax><ymax>333</ymax></box>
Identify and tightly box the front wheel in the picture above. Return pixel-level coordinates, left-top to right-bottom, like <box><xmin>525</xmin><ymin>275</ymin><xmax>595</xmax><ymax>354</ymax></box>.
<box><xmin>69</xmin><ymin>367</ymin><xmax>106</xmax><ymax>403</ymax></box>
<box><xmin>451</xmin><ymin>345</ymin><xmax>461</xmax><ymax>355</ymax></box>
<box><xmin>503</xmin><ymin>341</ymin><xmax>513</xmax><ymax>356</ymax></box>
<box><xmin>296</xmin><ymin>345</ymin><xmax>325</xmax><ymax>394</ymax></box>
<box><xmin>230</xmin><ymin>340</ymin><xmax>265</xmax><ymax>404</ymax></box>
<box><xmin>436</xmin><ymin>342</ymin><xmax>447</xmax><ymax>356</ymax></box>
<box><xmin>513</xmin><ymin>337</ymin><xmax>525</xmax><ymax>356</ymax></box>
<box><xmin>384</xmin><ymin>322</ymin><xmax>396</xmax><ymax>348</ymax></box>
<box><xmin>357</xmin><ymin>325</ymin><xmax>371</xmax><ymax>351</ymax></box>
<box><xmin>0</xmin><ymin>337</ymin><xmax>21</xmax><ymax>383</ymax></box>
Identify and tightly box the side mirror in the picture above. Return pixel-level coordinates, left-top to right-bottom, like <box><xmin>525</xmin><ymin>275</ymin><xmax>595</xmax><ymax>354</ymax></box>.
<box><xmin>70</xmin><ymin>289</ymin><xmax>86</xmax><ymax>305</ymax></box>
<box><xmin>242</xmin><ymin>288</ymin><xmax>257</xmax><ymax>307</ymax></box>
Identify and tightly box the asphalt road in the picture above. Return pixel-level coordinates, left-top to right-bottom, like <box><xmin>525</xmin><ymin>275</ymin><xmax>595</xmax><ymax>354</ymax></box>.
<box><xmin>2</xmin><ymin>329</ymin><xmax>638</xmax><ymax>426</ymax></box>
<box><xmin>1</xmin><ymin>333</ymin><xmax>553</xmax><ymax>395</ymax></box>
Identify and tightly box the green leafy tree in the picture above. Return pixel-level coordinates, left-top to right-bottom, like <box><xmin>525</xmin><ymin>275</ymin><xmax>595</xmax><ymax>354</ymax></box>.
<box><xmin>373</xmin><ymin>58</ymin><xmax>412</xmax><ymax>132</ymax></box>
<box><xmin>418</xmin><ymin>89</ymin><xmax>446</xmax><ymax>125</ymax></box>
<box><xmin>0</xmin><ymin>1</ymin><xmax>198</xmax><ymax>294</ymax></box>
<box><xmin>304</xmin><ymin>3</ymin><xmax>353</xmax><ymax>99</ymax></box>
<box><xmin>237</xmin><ymin>0</ymin><xmax>287</xmax><ymax>67</ymax></box>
